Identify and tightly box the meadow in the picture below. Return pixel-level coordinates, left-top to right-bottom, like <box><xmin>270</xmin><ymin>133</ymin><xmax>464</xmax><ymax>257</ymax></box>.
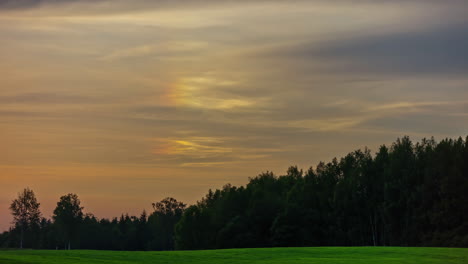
<box><xmin>0</xmin><ymin>247</ymin><xmax>467</xmax><ymax>264</ymax></box>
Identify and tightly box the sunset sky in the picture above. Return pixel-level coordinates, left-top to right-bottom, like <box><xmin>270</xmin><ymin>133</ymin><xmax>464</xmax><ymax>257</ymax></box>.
<box><xmin>1</xmin><ymin>0</ymin><xmax>467</xmax><ymax>231</ymax></box>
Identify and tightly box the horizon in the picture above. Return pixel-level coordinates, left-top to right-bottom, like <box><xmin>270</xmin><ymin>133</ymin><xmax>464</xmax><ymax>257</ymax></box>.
<box><xmin>1</xmin><ymin>0</ymin><xmax>468</xmax><ymax>232</ymax></box>
<box><xmin>1</xmin><ymin>135</ymin><xmax>465</xmax><ymax>233</ymax></box>
<box><xmin>0</xmin><ymin>137</ymin><xmax>403</xmax><ymax>231</ymax></box>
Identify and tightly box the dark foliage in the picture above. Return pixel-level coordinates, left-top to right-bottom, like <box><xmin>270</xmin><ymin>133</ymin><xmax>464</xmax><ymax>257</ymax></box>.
<box><xmin>2</xmin><ymin>136</ymin><xmax>467</xmax><ymax>250</ymax></box>
<box><xmin>174</xmin><ymin>136</ymin><xmax>468</xmax><ymax>249</ymax></box>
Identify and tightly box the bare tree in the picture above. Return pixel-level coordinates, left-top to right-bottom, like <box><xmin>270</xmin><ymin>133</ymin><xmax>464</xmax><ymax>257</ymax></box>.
<box><xmin>9</xmin><ymin>188</ymin><xmax>41</xmax><ymax>249</ymax></box>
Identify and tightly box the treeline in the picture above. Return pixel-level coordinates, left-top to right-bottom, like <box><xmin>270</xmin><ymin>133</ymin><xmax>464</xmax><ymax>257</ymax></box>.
<box><xmin>0</xmin><ymin>194</ymin><xmax>185</xmax><ymax>250</ymax></box>
<box><xmin>1</xmin><ymin>136</ymin><xmax>467</xmax><ymax>249</ymax></box>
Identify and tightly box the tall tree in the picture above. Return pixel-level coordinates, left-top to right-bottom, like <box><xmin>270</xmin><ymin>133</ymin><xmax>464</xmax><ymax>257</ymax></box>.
<box><xmin>9</xmin><ymin>188</ymin><xmax>41</xmax><ymax>249</ymax></box>
<box><xmin>53</xmin><ymin>193</ymin><xmax>83</xmax><ymax>250</ymax></box>
<box><xmin>148</xmin><ymin>197</ymin><xmax>186</xmax><ymax>250</ymax></box>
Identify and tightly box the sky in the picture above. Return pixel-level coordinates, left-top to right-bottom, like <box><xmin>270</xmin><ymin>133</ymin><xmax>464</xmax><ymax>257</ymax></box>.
<box><xmin>1</xmin><ymin>0</ymin><xmax>467</xmax><ymax>231</ymax></box>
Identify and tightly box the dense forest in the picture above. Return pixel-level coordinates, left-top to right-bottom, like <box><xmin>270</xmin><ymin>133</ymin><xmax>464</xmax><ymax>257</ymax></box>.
<box><xmin>1</xmin><ymin>136</ymin><xmax>467</xmax><ymax>250</ymax></box>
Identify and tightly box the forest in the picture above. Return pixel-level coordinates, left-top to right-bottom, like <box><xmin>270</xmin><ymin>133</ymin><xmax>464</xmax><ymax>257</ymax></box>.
<box><xmin>1</xmin><ymin>136</ymin><xmax>467</xmax><ymax>250</ymax></box>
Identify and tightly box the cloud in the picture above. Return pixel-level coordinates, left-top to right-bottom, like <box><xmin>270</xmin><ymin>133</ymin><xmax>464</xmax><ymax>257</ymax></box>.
<box><xmin>153</xmin><ymin>137</ymin><xmax>233</xmax><ymax>158</ymax></box>
<box><xmin>149</xmin><ymin>136</ymin><xmax>285</xmax><ymax>168</ymax></box>
<box><xmin>362</xmin><ymin>111</ymin><xmax>468</xmax><ymax>136</ymax></box>
<box><xmin>278</xmin><ymin>23</ymin><xmax>468</xmax><ymax>74</ymax></box>
<box><xmin>1</xmin><ymin>0</ymin><xmax>466</xmax><ymax>9</ymax></box>
<box><xmin>0</xmin><ymin>0</ymin><xmax>85</xmax><ymax>9</ymax></box>
<box><xmin>100</xmin><ymin>42</ymin><xmax>209</xmax><ymax>61</ymax></box>
<box><xmin>0</xmin><ymin>92</ymin><xmax>97</xmax><ymax>104</ymax></box>
<box><xmin>0</xmin><ymin>0</ymin><xmax>281</xmax><ymax>13</ymax></box>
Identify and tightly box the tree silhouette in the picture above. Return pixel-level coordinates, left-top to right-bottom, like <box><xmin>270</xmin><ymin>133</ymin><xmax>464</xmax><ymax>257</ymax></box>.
<box><xmin>53</xmin><ymin>193</ymin><xmax>83</xmax><ymax>250</ymax></box>
<box><xmin>148</xmin><ymin>197</ymin><xmax>186</xmax><ymax>250</ymax></box>
<box><xmin>9</xmin><ymin>188</ymin><xmax>41</xmax><ymax>249</ymax></box>
<box><xmin>3</xmin><ymin>136</ymin><xmax>468</xmax><ymax>250</ymax></box>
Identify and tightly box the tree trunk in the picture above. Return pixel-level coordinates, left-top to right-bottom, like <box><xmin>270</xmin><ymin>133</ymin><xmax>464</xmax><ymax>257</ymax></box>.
<box><xmin>381</xmin><ymin>212</ymin><xmax>386</xmax><ymax>246</ymax></box>
<box><xmin>20</xmin><ymin>226</ymin><xmax>24</xmax><ymax>249</ymax></box>
<box><xmin>370</xmin><ymin>215</ymin><xmax>376</xmax><ymax>246</ymax></box>
<box><xmin>68</xmin><ymin>241</ymin><xmax>71</xmax><ymax>250</ymax></box>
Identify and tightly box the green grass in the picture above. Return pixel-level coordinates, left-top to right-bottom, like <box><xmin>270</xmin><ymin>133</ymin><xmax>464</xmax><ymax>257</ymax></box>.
<box><xmin>0</xmin><ymin>247</ymin><xmax>467</xmax><ymax>264</ymax></box>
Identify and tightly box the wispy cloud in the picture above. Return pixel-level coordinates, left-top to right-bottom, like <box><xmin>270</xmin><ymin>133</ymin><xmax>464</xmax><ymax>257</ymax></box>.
<box><xmin>270</xmin><ymin>22</ymin><xmax>468</xmax><ymax>75</ymax></box>
<box><xmin>153</xmin><ymin>137</ymin><xmax>232</xmax><ymax>157</ymax></box>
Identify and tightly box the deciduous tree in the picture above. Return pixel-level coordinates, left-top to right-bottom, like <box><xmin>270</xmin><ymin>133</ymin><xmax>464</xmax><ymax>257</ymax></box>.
<box><xmin>9</xmin><ymin>188</ymin><xmax>41</xmax><ymax>249</ymax></box>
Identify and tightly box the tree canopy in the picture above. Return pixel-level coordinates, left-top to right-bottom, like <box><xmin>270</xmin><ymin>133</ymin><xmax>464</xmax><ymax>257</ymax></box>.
<box><xmin>53</xmin><ymin>193</ymin><xmax>84</xmax><ymax>250</ymax></box>
<box><xmin>1</xmin><ymin>136</ymin><xmax>467</xmax><ymax>250</ymax></box>
<box><xmin>9</xmin><ymin>188</ymin><xmax>41</xmax><ymax>249</ymax></box>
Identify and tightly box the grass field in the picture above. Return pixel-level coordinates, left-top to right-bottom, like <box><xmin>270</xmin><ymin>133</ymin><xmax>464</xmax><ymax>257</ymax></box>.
<box><xmin>0</xmin><ymin>247</ymin><xmax>467</xmax><ymax>264</ymax></box>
